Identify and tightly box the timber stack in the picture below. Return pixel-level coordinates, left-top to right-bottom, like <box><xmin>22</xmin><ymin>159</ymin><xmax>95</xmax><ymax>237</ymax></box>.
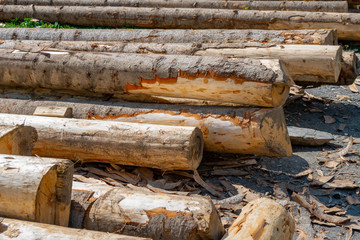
<box><xmin>0</xmin><ymin>0</ymin><xmax>359</xmax><ymax>240</ymax></box>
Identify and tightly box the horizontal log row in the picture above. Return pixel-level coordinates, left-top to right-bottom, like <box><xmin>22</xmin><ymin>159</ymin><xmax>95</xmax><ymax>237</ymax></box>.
<box><xmin>0</xmin><ymin>6</ymin><xmax>359</xmax><ymax>40</ymax></box>
<box><xmin>0</xmin><ymin>0</ymin><xmax>348</xmax><ymax>12</ymax></box>
<box><xmin>0</xmin><ymin>28</ymin><xmax>338</xmax><ymax>45</ymax></box>
<box><xmin>0</xmin><ymin>95</ymin><xmax>292</xmax><ymax>157</ymax></box>
<box><xmin>1</xmin><ymin>41</ymin><xmax>346</xmax><ymax>84</ymax></box>
<box><xmin>0</xmin><ymin>49</ymin><xmax>291</xmax><ymax>107</ymax></box>
<box><xmin>0</xmin><ymin>154</ymin><xmax>73</xmax><ymax>226</ymax></box>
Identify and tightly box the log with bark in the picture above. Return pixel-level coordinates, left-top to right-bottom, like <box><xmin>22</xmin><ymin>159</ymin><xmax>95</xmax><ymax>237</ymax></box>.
<box><xmin>0</xmin><ymin>28</ymin><xmax>338</xmax><ymax>45</ymax></box>
<box><xmin>0</xmin><ymin>113</ymin><xmax>204</xmax><ymax>170</ymax></box>
<box><xmin>0</xmin><ymin>0</ymin><xmax>348</xmax><ymax>12</ymax></box>
<box><xmin>0</xmin><ymin>40</ymin><xmax>347</xmax><ymax>85</ymax></box>
<box><xmin>222</xmin><ymin>198</ymin><xmax>295</xmax><ymax>240</ymax></box>
<box><xmin>0</xmin><ymin>125</ymin><xmax>37</xmax><ymax>155</ymax></box>
<box><xmin>0</xmin><ymin>49</ymin><xmax>291</xmax><ymax>107</ymax></box>
<box><xmin>70</xmin><ymin>181</ymin><xmax>225</xmax><ymax>240</ymax></box>
<box><xmin>0</xmin><ymin>154</ymin><xmax>74</xmax><ymax>226</ymax></box>
<box><xmin>0</xmin><ymin>218</ymin><xmax>149</xmax><ymax>240</ymax></box>
<box><xmin>0</xmin><ymin>95</ymin><xmax>293</xmax><ymax>157</ymax></box>
<box><xmin>0</xmin><ymin>6</ymin><xmax>358</xmax><ymax>40</ymax></box>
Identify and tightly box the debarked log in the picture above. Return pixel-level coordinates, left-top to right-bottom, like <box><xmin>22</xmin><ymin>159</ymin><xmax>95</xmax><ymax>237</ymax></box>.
<box><xmin>0</xmin><ymin>113</ymin><xmax>204</xmax><ymax>170</ymax></box>
<box><xmin>222</xmin><ymin>198</ymin><xmax>295</xmax><ymax>240</ymax></box>
<box><xmin>70</xmin><ymin>181</ymin><xmax>225</xmax><ymax>240</ymax></box>
<box><xmin>0</xmin><ymin>154</ymin><xmax>74</xmax><ymax>226</ymax></box>
<box><xmin>0</xmin><ymin>41</ymin><xmax>343</xmax><ymax>84</ymax></box>
<box><xmin>0</xmin><ymin>125</ymin><xmax>37</xmax><ymax>155</ymax></box>
<box><xmin>0</xmin><ymin>97</ymin><xmax>293</xmax><ymax>157</ymax></box>
<box><xmin>0</xmin><ymin>0</ymin><xmax>348</xmax><ymax>12</ymax></box>
<box><xmin>0</xmin><ymin>49</ymin><xmax>291</xmax><ymax>107</ymax></box>
<box><xmin>0</xmin><ymin>28</ymin><xmax>338</xmax><ymax>45</ymax></box>
<box><xmin>0</xmin><ymin>218</ymin><xmax>149</xmax><ymax>240</ymax></box>
<box><xmin>0</xmin><ymin>6</ymin><xmax>358</xmax><ymax>40</ymax></box>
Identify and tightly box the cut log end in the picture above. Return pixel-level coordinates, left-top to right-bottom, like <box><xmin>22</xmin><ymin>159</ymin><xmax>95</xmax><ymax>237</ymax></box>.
<box><xmin>261</xmin><ymin>107</ymin><xmax>292</xmax><ymax>157</ymax></box>
<box><xmin>223</xmin><ymin>198</ymin><xmax>295</xmax><ymax>240</ymax></box>
<box><xmin>272</xmin><ymin>84</ymin><xmax>290</xmax><ymax>108</ymax></box>
<box><xmin>188</xmin><ymin>127</ymin><xmax>204</xmax><ymax>170</ymax></box>
<box><xmin>0</xmin><ymin>125</ymin><xmax>37</xmax><ymax>155</ymax></box>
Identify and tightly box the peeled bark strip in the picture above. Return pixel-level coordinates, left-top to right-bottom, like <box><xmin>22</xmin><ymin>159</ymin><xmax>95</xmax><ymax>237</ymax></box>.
<box><xmin>0</xmin><ymin>113</ymin><xmax>204</xmax><ymax>170</ymax></box>
<box><xmin>0</xmin><ymin>0</ymin><xmax>348</xmax><ymax>12</ymax></box>
<box><xmin>0</xmin><ymin>154</ymin><xmax>73</xmax><ymax>226</ymax></box>
<box><xmin>0</xmin><ymin>28</ymin><xmax>338</xmax><ymax>45</ymax></box>
<box><xmin>0</xmin><ymin>49</ymin><xmax>290</xmax><ymax>107</ymax></box>
<box><xmin>0</xmin><ymin>96</ymin><xmax>293</xmax><ymax>157</ymax></box>
<box><xmin>0</xmin><ymin>125</ymin><xmax>37</xmax><ymax>155</ymax></box>
<box><xmin>0</xmin><ymin>6</ymin><xmax>358</xmax><ymax>40</ymax></box>
<box><xmin>222</xmin><ymin>198</ymin><xmax>295</xmax><ymax>240</ymax></box>
<box><xmin>70</xmin><ymin>181</ymin><xmax>225</xmax><ymax>240</ymax></box>
<box><xmin>0</xmin><ymin>218</ymin><xmax>148</xmax><ymax>240</ymax></box>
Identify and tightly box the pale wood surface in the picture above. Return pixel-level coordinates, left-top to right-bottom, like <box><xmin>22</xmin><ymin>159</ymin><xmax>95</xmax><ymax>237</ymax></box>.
<box><xmin>0</xmin><ymin>125</ymin><xmax>37</xmax><ymax>155</ymax></box>
<box><xmin>0</xmin><ymin>113</ymin><xmax>204</xmax><ymax>170</ymax></box>
<box><xmin>33</xmin><ymin>106</ymin><xmax>72</xmax><ymax>118</ymax></box>
<box><xmin>0</xmin><ymin>154</ymin><xmax>73</xmax><ymax>226</ymax></box>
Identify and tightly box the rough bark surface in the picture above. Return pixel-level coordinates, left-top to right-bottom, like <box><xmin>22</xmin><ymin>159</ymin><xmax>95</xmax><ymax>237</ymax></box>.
<box><xmin>0</xmin><ymin>125</ymin><xmax>37</xmax><ymax>155</ymax></box>
<box><xmin>0</xmin><ymin>28</ymin><xmax>338</xmax><ymax>45</ymax></box>
<box><xmin>0</xmin><ymin>0</ymin><xmax>348</xmax><ymax>12</ymax></box>
<box><xmin>0</xmin><ymin>154</ymin><xmax>73</xmax><ymax>226</ymax></box>
<box><xmin>222</xmin><ymin>198</ymin><xmax>295</xmax><ymax>240</ymax></box>
<box><xmin>0</xmin><ymin>49</ymin><xmax>290</xmax><ymax>107</ymax></box>
<box><xmin>0</xmin><ymin>6</ymin><xmax>358</xmax><ymax>40</ymax></box>
<box><xmin>71</xmin><ymin>181</ymin><xmax>225</xmax><ymax>240</ymax></box>
<box><xmin>0</xmin><ymin>218</ymin><xmax>149</xmax><ymax>240</ymax></box>
<box><xmin>0</xmin><ymin>96</ymin><xmax>292</xmax><ymax>157</ymax></box>
<box><xmin>0</xmin><ymin>113</ymin><xmax>204</xmax><ymax>170</ymax></box>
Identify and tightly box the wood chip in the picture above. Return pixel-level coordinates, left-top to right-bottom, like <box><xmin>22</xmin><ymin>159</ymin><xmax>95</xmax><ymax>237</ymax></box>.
<box><xmin>193</xmin><ymin>169</ymin><xmax>225</xmax><ymax>198</ymax></box>
<box><xmin>338</xmin><ymin>123</ymin><xmax>346</xmax><ymax>131</ymax></box>
<box><xmin>323</xmin><ymin>160</ymin><xmax>341</xmax><ymax>169</ymax></box>
<box><xmin>349</xmin><ymin>83</ymin><xmax>359</xmax><ymax>93</ymax></box>
<box><xmin>146</xmin><ymin>184</ymin><xmax>190</xmax><ymax>196</ymax></box>
<box><xmin>323</xmin><ymin>115</ymin><xmax>336</xmax><ymax>124</ymax></box>
<box><xmin>346</xmin><ymin>196</ymin><xmax>360</xmax><ymax>205</ymax></box>
<box><xmin>323</xmin><ymin>179</ymin><xmax>359</xmax><ymax>189</ymax></box>
<box><xmin>311</xmin><ymin>175</ymin><xmax>334</xmax><ymax>186</ymax></box>
<box><xmin>327</xmin><ymin>136</ymin><xmax>353</xmax><ymax>159</ymax></box>
<box><xmin>106</xmin><ymin>167</ymin><xmax>141</xmax><ymax>185</ymax></box>
<box><xmin>336</xmin><ymin>95</ymin><xmax>350</xmax><ymax>101</ymax></box>
<box><xmin>312</xmin><ymin>219</ymin><xmax>336</xmax><ymax>227</ymax></box>
<box><xmin>294</xmin><ymin>169</ymin><xmax>313</xmax><ymax>178</ymax></box>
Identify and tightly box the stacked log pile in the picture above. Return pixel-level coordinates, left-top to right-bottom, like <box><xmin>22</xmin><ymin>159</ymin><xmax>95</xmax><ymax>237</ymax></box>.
<box><xmin>0</xmin><ymin>1</ymin><xmax>359</xmax><ymax>240</ymax></box>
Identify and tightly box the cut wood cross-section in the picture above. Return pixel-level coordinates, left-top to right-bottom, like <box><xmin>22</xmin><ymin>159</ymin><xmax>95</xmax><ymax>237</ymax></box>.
<box><xmin>0</xmin><ymin>154</ymin><xmax>74</xmax><ymax>226</ymax></box>
<box><xmin>0</xmin><ymin>125</ymin><xmax>37</xmax><ymax>155</ymax></box>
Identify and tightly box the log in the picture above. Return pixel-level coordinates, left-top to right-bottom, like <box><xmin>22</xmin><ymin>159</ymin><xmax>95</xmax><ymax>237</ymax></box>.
<box><xmin>70</xmin><ymin>181</ymin><xmax>225</xmax><ymax>240</ymax></box>
<box><xmin>0</xmin><ymin>154</ymin><xmax>74</xmax><ymax>226</ymax></box>
<box><xmin>0</xmin><ymin>113</ymin><xmax>204</xmax><ymax>170</ymax></box>
<box><xmin>0</xmin><ymin>6</ymin><xmax>358</xmax><ymax>40</ymax></box>
<box><xmin>222</xmin><ymin>198</ymin><xmax>295</xmax><ymax>240</ymax></box>
<box><xmin>0</xmin><ymin>125</ymin><xmax>37</xmax><ymax>155</ymax></box>
<box><xmin>0</xmin><ymin>49</ymin><xmax>291</xmax><ymax>107</ymax></box>
<box><xmin>0</xmin><ymin>0</ymin><xmax>348</xmax><ymax>12</ymax></box>
<box><xmin>0</xmin><ymin>40</ymin><xmax>344</xmax><ymax>84</ymax></box>
<box><xmin>0</xmin><ymin>96</ymin><xmax>292</xmax><ymax>157</ymax></box>
<box><xmin>0</xmin><ymin>28</ymin><xmax>338</xmax><ymax>45</ymax></box>
<box><xmin>0</xmin><ymin>218</ymin><xmax>149</xmax><ymax>240</ymax></box>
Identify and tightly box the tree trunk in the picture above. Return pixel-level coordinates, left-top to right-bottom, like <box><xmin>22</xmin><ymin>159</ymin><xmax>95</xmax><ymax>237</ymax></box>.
<box><xmin>0</xmin><ymin>154</ymin><xmax>73</xmax><ymax>226</ymax></box>
<box><xmin>0</xmin><ymin>49</ymin><xmax>290</xmax><ymax>107</ymax></box>
<box><xmin>70</xmin><ymin>181</ymin><xmax>225</xmax><ymax>240</ymax></box>
<box><xmin>0</xmin><ymin>6</ymin><xmax>358</xmax><ymax>40</ymax></box>
<box><xmin>0</xmin><ymin>113</ymin><xmax>204</xmax><ymax>170</ymax></box>
<box><xmin>0</xmin><ymin>28</ymin><xmax>338</xmax><ymax>45</ymax></box>
<box><xmin>1</xmin><ymin>0</ymin><xmax>348</xmax><ymax>12</ymax></box>
<box><xmin>0</xmin><ymin>96</ymin><xmax>292</xmax><ymax>157</ymax></box>
<box><xmin>222</xmin><ymin>198</ymin><xmax>295</xmax><ymax>240</ymax></box>
<box><xmin>0</xmin><ymin>125</ymin><xmax>37</xmax><ymax>155</ymax></box>
<box><xmin>0</xmin><ymin>218</ymin><xmax>149</xmax><ymax>240</ymax></box>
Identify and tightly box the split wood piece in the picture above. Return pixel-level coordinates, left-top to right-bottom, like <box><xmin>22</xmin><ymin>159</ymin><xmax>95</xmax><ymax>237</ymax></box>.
<box><xmin>0</xmin><ymin>218</ymin><xmax>149</xmax><ymax>240</ymax></box>
<box><xmin>222</xmin><ymin>198</ymin><xmax>295</xmax><ymax>240</ymax></box>
<box><xmin>0</xmin><ymin>154</ymin><xmax>73</xmax><ymax>226</ymax></box>
<box><xmin>0</xmin><ymin>49</ymin><xmax>291</xmax><ymax>107</ymax></box>
<box><xmin>0</xmin><ymin>6</ymin><xmax>359</xmax><ymax>40</ymax></box>
<box><xmin>0</xmin><ymin>125</ymin><xmax>37</xmax><ymax>155</ymax></box>
<box><xmin>0</xmin><ymin>113</ymin><xmax>204</xmax><ymax>170</ymax></box>
<box><xmin>71</xmin><ymin>181</ymin><xmax>225</xmax><ymax>240</ymax></box>
<box><xmin>0</xmin><ymin>41</ymin><xmax>344</xmax><ymax>84</ymax></box>
<box><xmin>1</xmin><ymin>0</ymin><xmax>348</xmax><ymax>12</ymax></box>
<box><xmin>288</xmin><ymin>126</ymin><xmax>334</xmax><ymax>146</ymax></box>
<box><xmin>0</xmin><ymin>28</ymin><xmax>338</xmax><ymax>45</ymax></box>
<box><xmin>0</xmin><ymin>97</ymin><xmax>293</xmax><ymax>157</ymax></box>
<box><xmin>33</xmin><ymin>106</ymin><xmax>72</xmax><ymax>118</ymax></box>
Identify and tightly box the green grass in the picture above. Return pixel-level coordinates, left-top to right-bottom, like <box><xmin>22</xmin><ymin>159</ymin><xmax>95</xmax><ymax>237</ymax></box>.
<box><xmin>0</xmin><ymin>17</ymin><xmax>75</xmax><ymax>29</ymax></box>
